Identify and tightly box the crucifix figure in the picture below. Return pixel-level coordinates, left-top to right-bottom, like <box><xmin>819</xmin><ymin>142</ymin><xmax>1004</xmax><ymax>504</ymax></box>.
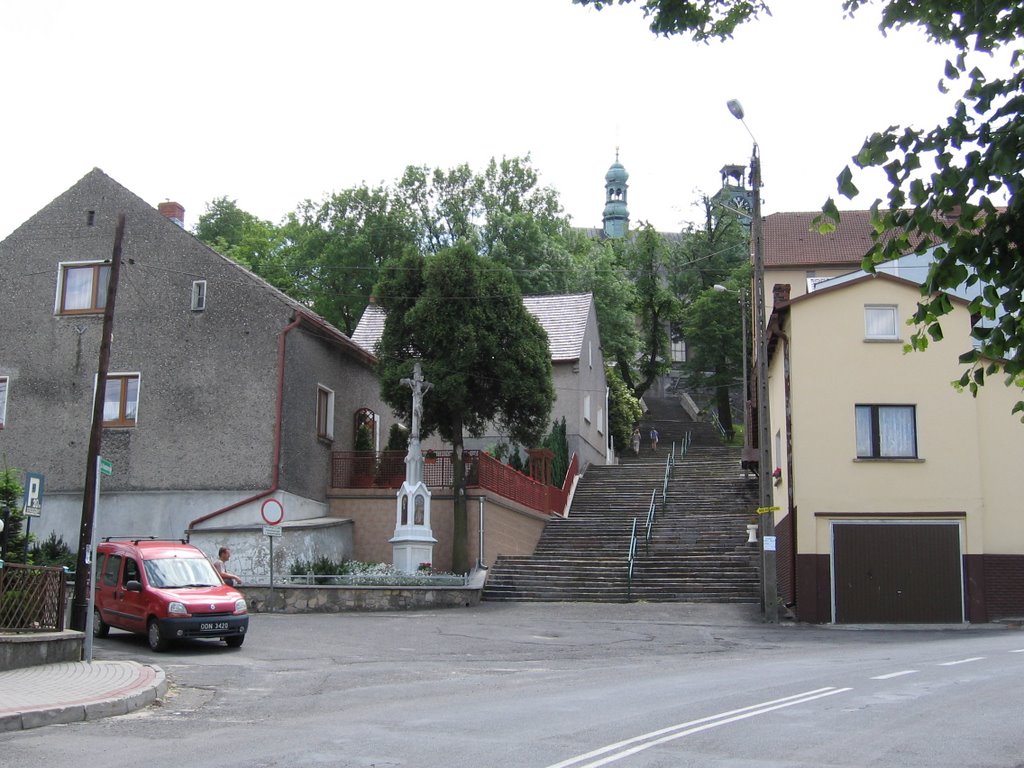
<box><xmin>400</xmin><ymin>362</ymin><xmax>432</xmax><ymax>443</ymax></box>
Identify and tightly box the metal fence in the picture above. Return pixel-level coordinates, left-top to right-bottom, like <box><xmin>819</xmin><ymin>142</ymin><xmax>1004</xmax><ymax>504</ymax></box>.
<box><xmin>0</xmin><ymin>562</ymin><xmax>67</xmax><ymax>632</ymax></box>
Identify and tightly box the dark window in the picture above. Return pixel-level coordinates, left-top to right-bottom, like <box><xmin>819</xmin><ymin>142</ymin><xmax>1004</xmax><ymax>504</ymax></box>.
<box><xmin>102</xmin><ymin>554</ymin><xmax>122</xmax><ymax>587</ymax></box>
<box><xmin>855</xmin><ymin>404</ymin><xmax>917</xmax><ymax>458</ymax></box>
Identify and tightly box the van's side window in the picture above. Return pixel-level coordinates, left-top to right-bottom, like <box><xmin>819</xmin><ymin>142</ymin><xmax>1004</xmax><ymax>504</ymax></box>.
<box><xmin>123</xmin><ymin>558</ymin><xmax>140</xmax><ymax>586</ymax></box>
<box><xmin>102</xmin><ymin>554</ymin><xmax>122</xmax><ymax>587</ymax></box>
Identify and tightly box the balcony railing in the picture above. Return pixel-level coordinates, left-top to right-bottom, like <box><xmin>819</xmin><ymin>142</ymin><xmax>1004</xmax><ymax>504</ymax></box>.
<box><xmin>331</xmin><ymin>449</ymin><xmax>578</xmax><ymax>517</ymax></box>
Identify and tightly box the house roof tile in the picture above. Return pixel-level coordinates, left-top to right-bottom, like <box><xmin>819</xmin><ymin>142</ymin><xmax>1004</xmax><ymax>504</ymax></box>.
<box><xmin>351</xmin><ymin>293</ymin><xmax>594</xmax><ymax>363</ymax></box>
<box><xmin>764</xmin><ymin>210</ymin><xmax>875</xmax><ymax>268</ymax></box>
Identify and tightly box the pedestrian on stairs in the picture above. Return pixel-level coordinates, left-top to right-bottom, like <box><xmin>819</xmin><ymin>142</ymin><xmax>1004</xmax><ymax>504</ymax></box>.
<box><xmin>649</xmin><ymin>427</ymin><xmax>659</xmax><ymax>452</ymax></box>
<box><xmin>631</xmin><ymin>427</ymin><xmax>641</xmax><ymax>455</ymax></box>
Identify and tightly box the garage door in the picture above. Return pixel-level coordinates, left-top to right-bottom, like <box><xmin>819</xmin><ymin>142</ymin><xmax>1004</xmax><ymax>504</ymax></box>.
<box><xmin>833</xmin><ymin>522</ymin><xmax>963</xmax><ymax>623</ymax></box>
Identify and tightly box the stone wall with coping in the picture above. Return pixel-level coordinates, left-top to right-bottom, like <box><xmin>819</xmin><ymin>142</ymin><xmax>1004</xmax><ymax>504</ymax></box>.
<box><xmin>242</xmin><ymin>584</ymin><xmax>480</xmax><ymax>613</ymax></box>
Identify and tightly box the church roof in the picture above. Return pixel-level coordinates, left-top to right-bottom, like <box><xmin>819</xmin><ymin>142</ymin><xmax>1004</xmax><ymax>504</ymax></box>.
<box><xmin>350</xmin><ymin>293</ymin><xmax>594</xmax><ymax>363</ymax></box>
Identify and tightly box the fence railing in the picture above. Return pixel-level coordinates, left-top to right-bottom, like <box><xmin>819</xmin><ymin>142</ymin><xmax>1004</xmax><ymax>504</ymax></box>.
<box><xmin>627</xmin><ymin>517</ymin><xmax>638</xmax><ymax>601</ymax></box>
<box><xmin>644</xmin><ymin>489</ymin><xmax>657</xmax><ymax>554</ymax></box>
<box><xmin>331</xmin><ymin>450</ymin><xmax>578</xmax><ymax>517</ymax></box>
<box><xmin>0</xmin><ymin>562</ymin><xmax>67</xmax><ymax>632</ymax></box>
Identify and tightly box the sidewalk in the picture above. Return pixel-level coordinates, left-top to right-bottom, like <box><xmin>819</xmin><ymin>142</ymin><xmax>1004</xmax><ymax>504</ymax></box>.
<box><xmin>0</xmin><ymin>660</ymin><xmax>166</xmax><ymax>732</ymax></box>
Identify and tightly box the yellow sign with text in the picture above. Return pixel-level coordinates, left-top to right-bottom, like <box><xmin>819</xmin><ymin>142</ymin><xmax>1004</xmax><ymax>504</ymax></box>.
<box><xmin>756</xmin><ymin>506</ymin><xmax>780</xmax><ymax>515</ymax></box>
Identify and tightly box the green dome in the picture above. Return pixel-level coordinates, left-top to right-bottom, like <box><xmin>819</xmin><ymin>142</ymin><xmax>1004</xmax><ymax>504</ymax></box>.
<box><xmin>605</xmin><ymin>162</ymin><xmax>629</xmax><ymax>184</ymax></box>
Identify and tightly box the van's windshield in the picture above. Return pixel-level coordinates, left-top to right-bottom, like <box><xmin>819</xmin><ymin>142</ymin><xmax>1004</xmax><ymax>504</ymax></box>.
<box><xmin>143</xmin><ymin>557</ymin><xmax>222</xmax><ymax>588</ymax></box>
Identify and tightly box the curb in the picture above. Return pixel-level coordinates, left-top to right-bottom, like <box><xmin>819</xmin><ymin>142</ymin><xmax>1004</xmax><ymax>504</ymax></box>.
<box><xmin>0</xmin><ymin>661</ymin><xmax>167</xmax><ymax>732</ymax></box>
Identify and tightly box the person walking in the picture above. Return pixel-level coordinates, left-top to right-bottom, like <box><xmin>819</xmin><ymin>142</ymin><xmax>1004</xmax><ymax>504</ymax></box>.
<box><xmin>631</xmin><ymin>427</ymin><xmax>641</xmax><ymax>456</ymax></box>
<box><xmin>649</xmin><ymin>427</ymin><xmax>659</xmax><ymax>452</ymax></box>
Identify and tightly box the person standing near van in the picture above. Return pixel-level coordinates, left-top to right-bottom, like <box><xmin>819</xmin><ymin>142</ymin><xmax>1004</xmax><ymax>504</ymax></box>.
<box><xmin>213</xmin><ymin>547</ymin><xmax>241</xmax><ymax>586</ymax></box>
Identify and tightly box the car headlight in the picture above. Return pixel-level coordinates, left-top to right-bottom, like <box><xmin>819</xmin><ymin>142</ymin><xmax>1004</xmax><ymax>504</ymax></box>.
<box><xmin>168</xmin><ymin>602</ymin><xmax>188</xmax><ymax>615</ymax></box>
<box><xmin>235</xmin><ymin>598</ymin><xmax>247</xmax><ymax>614</ymax></box>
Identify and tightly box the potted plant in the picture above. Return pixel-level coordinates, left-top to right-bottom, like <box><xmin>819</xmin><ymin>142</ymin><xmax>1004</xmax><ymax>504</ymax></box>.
<box><xmin>772</xmin><ymin>466</ymin><xmax>782</xmax><ymax>486</ymax></box>
<box><xmin>424</xmin><ymin>449</ymin><xmax>437</xmax><ymax>464</ymax></box>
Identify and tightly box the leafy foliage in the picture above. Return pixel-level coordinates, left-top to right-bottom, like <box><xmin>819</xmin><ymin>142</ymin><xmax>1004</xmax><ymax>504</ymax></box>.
<box><xmin>541</xmin><ymin>417</ymin><xmax>570</xmax><ymax>488</ymax></box>
<box><xmin>374</xmin><ymin>243</ymin><xmax>554</xmax><ymax>572</ymax></box>
<box><xmin>581</xmin><ymin>0</ymin><xmax>1024</xmax><ymax>415</ymax></box>
<box><xmin>29</xmin><ymin>531</ymin><xmax>77</xmax><ymax>570</ymax></box>
<box><xmin>0</xmin><ymin>466</ymin><xmax>28</xmax><ymax>563</ymax></box>
<box><xmin>606</xmin><ymin>365</ymin><xmax>644</xmax><ymax>451</ymax></box>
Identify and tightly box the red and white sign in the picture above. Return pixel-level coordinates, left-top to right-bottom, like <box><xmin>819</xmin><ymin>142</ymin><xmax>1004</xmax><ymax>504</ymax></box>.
<box><xmin>260</xmin><ymin>498</ymin><xmax>284</xmax><ymax>526</ymax></box>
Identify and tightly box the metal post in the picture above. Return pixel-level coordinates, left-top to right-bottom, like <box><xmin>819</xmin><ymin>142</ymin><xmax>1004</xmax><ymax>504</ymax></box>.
<box><xmin>750</xmin><ymin>146</ymin><xmax>778</xmax><ymax>623</ymax></box>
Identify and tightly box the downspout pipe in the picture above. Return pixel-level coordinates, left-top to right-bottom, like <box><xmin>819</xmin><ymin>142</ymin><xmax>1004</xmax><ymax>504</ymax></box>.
<box><xmin>187</xmin><ymin>313</ymin><xmax>303</xmax><ymax>534</ymax></box>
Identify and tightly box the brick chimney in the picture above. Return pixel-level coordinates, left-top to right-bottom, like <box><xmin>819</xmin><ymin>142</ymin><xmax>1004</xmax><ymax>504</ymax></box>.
<box><xmin>158</xmin><ymin>201</ymin><xmax>185</xmax><ymax>228</ymax></box>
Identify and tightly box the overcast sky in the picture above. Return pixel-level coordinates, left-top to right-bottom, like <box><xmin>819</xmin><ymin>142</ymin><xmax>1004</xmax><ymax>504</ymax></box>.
<box><xmin>0</xmin><ymin>0</ymin><xmax>962</xmax><ymax>239</ymax></box>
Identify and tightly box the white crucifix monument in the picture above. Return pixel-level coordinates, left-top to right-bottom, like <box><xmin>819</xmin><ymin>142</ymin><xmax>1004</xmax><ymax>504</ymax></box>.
<box><xmin>390</xmin><ymin>362</ymin><xmax>437</xmax><ymax>573</ymax></box>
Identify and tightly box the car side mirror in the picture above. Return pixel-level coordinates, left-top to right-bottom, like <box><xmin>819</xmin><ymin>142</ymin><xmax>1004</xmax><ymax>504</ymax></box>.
<box><xmin>125</xmin><ymin>580</ymin><xmax>143</xmax><ymax>592</ymax></box>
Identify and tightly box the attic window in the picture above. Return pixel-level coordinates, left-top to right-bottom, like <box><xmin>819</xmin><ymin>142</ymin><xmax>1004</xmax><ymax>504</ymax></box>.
<box><xmin>86</xmin><ymin>210</ymin><xmax>96</xmax><ymax>226</ymax></box>
<box><xmin>191</xmin><ymin>280</ymin><xmax>207</xmax><ymax>311</ymax></box>
<box><xmin>864</xmin><ymin>305</ymin><xmax>899</xmax><ymax>341</ymax></box>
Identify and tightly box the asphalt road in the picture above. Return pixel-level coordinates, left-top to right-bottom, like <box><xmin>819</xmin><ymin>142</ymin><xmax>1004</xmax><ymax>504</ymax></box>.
<box><xmin>3</xmin><ymin>602</ymin><xmax>1022</xmax><ymax>767</ymax></box>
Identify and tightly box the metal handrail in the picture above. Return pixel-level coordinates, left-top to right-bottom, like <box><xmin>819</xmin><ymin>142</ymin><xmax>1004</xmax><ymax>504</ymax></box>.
<box><xmin>644</xmin><ymin>489</ymin><xmax>657</xmax><ymax>553</ymax></box>
<box><xmin>627</xmin><ymin>517</ymin><xmax>638</xmax><ymax>600</ymax></box>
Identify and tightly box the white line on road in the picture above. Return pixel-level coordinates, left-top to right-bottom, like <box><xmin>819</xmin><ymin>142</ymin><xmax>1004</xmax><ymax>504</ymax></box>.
<box><xmin>871</xmin><ymin>670</ymin><xmax>918</xmax><ymax>680</ymax></box>
<box><xmin>938</xmin><ymin>657</ymin><xmax>985</xmax><ymax>666</ymax></box>
<box><xmin>544</xmin><ymin>687</ymin><xmax>852</xmax><ymax>768</ymax></box>
<box><xmin>1010</xmin><ymin>649</ymin><xmax>1024</xmax><ymax>654</ymax></box>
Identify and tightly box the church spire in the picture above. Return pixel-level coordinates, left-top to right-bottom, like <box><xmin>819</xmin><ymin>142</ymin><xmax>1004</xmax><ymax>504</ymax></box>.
<box><xmin>602</xmin><ymin>149</ymin><xmax>629</xmax><ymax>239</ymax></box>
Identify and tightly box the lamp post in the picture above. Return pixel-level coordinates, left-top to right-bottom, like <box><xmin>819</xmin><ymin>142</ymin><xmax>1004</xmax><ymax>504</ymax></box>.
<box><xmin>727</xmin><ymin>99</ymin><xmax>778</xmax><ymax>623</ymax></box>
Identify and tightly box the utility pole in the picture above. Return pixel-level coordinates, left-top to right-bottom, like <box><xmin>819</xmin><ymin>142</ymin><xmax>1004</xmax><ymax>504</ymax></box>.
<box><xmin>69</xmin><ymin>214</ymin><xmax>125</xmax><ymax>632</ymax></box>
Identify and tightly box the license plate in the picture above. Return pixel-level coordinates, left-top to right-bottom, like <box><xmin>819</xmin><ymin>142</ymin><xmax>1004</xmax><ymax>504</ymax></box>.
<box><xmin>200</xmin><ymin>621</ymin><xmax>229</xmax><ymax>632</ymax></box>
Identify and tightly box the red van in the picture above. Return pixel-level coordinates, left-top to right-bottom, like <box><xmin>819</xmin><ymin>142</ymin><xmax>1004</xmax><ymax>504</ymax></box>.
<box><xmin>93</xmin><ymin>538</ymin><xmax>248</xmax><ymax>651</ymax></box>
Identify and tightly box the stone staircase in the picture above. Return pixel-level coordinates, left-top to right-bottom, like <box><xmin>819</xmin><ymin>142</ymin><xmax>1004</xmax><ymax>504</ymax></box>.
<box><xmin>482</xmin><ymin>394</ymin><xmax>760</xmax><ymax>603</ymax></box>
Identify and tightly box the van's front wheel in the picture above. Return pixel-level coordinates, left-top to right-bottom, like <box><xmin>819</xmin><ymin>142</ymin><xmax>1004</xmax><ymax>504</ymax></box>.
<box><xmin>147</xmin><ymin>619</ymin><xmax>169</xmax><ymax>652</ymax></box>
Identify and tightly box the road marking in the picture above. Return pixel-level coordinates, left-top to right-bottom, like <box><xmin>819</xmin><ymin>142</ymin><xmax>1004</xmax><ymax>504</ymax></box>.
<box><xmin>938</xmin><ymin>657</ymin><xmax>984</xmax><ymax>666</ymax></box>
<box><xmin>1010</xmin><ymin>649</ymin><xmax>1024</xmax><ymax>654</ymax></box>
<box><xmin>544</xmin><ymin>687</ymin><xmax>852</xmax><ymax>768</ymax></box>
<box><xmin>871</xmin><ymin>670</ymin><xmax>918</xmax><ymax>680</ymax></box>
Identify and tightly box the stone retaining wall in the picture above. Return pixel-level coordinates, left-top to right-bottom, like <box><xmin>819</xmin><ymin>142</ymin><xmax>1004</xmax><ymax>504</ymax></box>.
<box><xmin>242</xmin><ymin>584</ymin><xmax>481</xmax><ymax>613</ymax></box>
<box><xmin>0</xmin><ymin>631</ymin><xmax>83</xmax><ymax>672</ymax></box>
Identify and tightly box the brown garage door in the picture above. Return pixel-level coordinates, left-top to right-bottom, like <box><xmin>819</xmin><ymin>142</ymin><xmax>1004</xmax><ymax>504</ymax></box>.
<box><xmin>833</xmin><ymin>522</ymin><xmax>963</xmax><ymax>623</ymax></box>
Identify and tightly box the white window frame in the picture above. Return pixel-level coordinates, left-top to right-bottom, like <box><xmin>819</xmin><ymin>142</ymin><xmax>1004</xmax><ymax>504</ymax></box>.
<box><xmin>98</xmin><ymin>372</ymin><xmax>141</xmax><ymax>428</ymax></box>
<box><xmin>316</xmin><ymin>385</ymin><xmax>335</xmax><ymax>440</ymax></box>
<box><xmin>597</xmin><ymin>407</ymin><xmax>604</xmax><ymax>435</ymax></box>
<box><xmin>56</xmin><ymin>260</ymin><xmax>110</xmax><ymax>315</ymax></box>
<box><xmin>583</xmin><ymin>393</ymin><xmax>592</xmax><ymax>424</ymax></box>
<box><xmin>855</xmin><ymin>404</ymin><xmax>918</xmax><ymax>459</ymax></box>
<box><xmin>864</xmin><ymin>304</ymin><xmax>900</xmax><ymax>341</ymax></box>
<box><xmin>191</xmin><ymin>280</ymin><xmax>207</xmax><ymax>311</ymax></box>
<box><xmin>0</xmin><ymin>376</ymin><xmax>8</xmax><ymax>427</ymax></box>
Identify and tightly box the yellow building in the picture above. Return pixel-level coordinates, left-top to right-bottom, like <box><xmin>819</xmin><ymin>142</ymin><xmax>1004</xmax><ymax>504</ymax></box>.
<box><xmin>762</xmin><ymin>221</ymin><xmax>1024</xmax><ymax>623</ymax></box>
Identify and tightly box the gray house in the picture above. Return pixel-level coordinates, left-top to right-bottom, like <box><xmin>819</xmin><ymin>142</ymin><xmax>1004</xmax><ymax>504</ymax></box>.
<box><xmin>352</xmin><ymin>292</ymin><xmax>610</xmax><ymax>468</ymax></box>
<box><xmin>0</xmin><ymin>169</ymin><xmax>394</xmax><ymax>565</ymax></box>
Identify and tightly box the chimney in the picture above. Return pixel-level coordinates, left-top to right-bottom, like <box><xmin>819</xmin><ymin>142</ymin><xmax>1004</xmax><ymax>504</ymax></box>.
<box><xmin>158</xmin><ymin>201</ymin><xmax>185</xmax><ymax>228</ymax></box>
<box><xmin>772</xmin><ymin>283</ymin><xmax>791</xmax><ymax>309</ymax></box>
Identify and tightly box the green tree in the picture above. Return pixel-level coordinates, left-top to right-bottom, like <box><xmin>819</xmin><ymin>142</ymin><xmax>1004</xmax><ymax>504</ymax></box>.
<box><xmin>374</xmin><ymin>243</ymin><xmax>554</xmax><ymax>573</ymax></box>
<box><xmin>194</xmin><ymin>198</ymin><xmax>293</xmax><ymax>295</ymax></box>
<box><xmin>670</xmin><ymin>195</ymin><xmax>750</xmax><ymax>299</ymax></box>
<box><xmin>617</xmin><ymin>224</ymin><xmax>682</xmax><ymax>398</ymax></box>
<box><xmin>606</xmin><ymin>364</ymin><xmax>644</xmax><ymax>452</ymax></box>
<box><xmin>281</xmin><ymin>185</ymin><xmax>417</xmax><ymax>335</ymax></box>
<box><xmin>577</xmin><ymin>0</ymin><xmax>1024</xmax><ymax>414</ymax></box>
<box><xmin>0</xmin><ymin>466</ymin><xmax>28</xmax><ymax>563</ymax></box>
<box><xmin>678</xmin><ymin>266</ymin><xmax>749</xmax><ymax>438</ymax></box>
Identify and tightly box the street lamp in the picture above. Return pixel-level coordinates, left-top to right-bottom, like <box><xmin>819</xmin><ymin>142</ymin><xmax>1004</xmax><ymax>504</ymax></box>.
<box><xmin>727</xmin><ymin>98</ymin><xmax>778</xmax><ymax>623</ymax></box>
<box><xmin>713</xmin><ymin>284</ymin><xmax>749</xmax><ymax>454</ymax></box>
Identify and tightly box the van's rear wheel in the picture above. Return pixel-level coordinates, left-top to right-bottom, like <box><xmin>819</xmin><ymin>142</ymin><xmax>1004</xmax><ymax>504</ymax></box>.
<box><xmin>147</xmin><ymin>619</ymin><xmax>169</xmax><ymax>652</ymax></box>
<box><xmin>93</xmin><ymin>607</ymin><xmax>109</xmax><ymax>638</ymax></box>
<box><xmin>225</xmin><ymin>635</ymin><xmax>244</xmax><ymax>648</ymax></box>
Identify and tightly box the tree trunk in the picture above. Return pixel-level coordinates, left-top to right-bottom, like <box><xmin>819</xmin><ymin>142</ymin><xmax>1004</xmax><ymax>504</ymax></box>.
<box><xmin>716</xmin><ymin>384</ymin><xmax>735</xmax><ymax>441</ymax></box>
<box><xmin>450</xmin><ymin>422</ymin><xmax>469</xmax><ymax>574</ymax></box>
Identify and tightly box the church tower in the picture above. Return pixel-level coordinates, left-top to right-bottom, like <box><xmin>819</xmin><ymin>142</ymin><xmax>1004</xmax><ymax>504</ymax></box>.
<box><xmin>602</xmin><ymin>149</ymin><xmax>630</xmax><ymax>239</ymax></box>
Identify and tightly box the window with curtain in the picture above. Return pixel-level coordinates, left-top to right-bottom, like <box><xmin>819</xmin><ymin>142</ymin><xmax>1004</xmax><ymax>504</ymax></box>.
<box><xmin>102</xmin><ymin>374</ymin><xmax>140</xmax><ymax>427</ymax></box>
<box><xmin>864</xmin><ymin>305</ymin><xmax>899</xmax><ymax>340</ymax></box>
<box><xmin>59</xmin><ymin>262</ymin><xmax>110</xmax><ymax>314</ymax></box>
<box><xmin>855</xmin><ymin>404</ymin><xmax>917</xmax><ymax>458</ymax></box>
